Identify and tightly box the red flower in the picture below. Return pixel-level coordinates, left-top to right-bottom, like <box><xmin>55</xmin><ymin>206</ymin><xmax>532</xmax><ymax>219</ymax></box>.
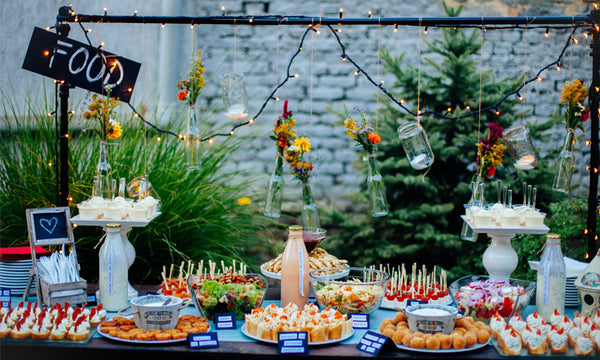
<box><xmin>581</xmin><ymin>107</ymin><xmax>590</xmax><ymax>123</ymax></box>
<box><xmin>486</xmin><ymin>166</ymin><xmax>496</xmax><ymax>178</ymax></box>
<box><xmin>368</xmin><ymin>133</ymin><xmax>381</xmax><ymax>144</ymax></box>
<box><xmin>177</xmin><ymin>91</ymin><xmax>188</xmax><ymax>101</ymax></box>
<box><xmin>282</xmin><ymin>100</ymin><xmax>293</xmax><ymax>119</ymax></box>
<box><xmin>278</xmin><ymin>137</ymin><xmax>287</xmax><ymax>148</ymax></box>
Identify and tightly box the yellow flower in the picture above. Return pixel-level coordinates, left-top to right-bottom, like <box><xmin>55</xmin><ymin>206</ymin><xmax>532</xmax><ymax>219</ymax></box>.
<box><xmin>293</xmin><ymin>137</ymin><xmax>311</xmax><ymax>153</ymax></box>
<box><xmin>344</xmin><ymin>117</ymin><xmax>358</xmax><ymax>138</ymax></box>
<box><xmin>106</xmin><ymin>121</ymin><xmax>122</xmax><ymax>140</ymax></box>
<box><xmin>237</xmin><ymin>197</ymin><xmax>252</xmax><ymax>206</ymax></box>
<box><xmin>560</xmin><ymin>79</ymin><xmax>588</xmax><ymax>105</ymax></box>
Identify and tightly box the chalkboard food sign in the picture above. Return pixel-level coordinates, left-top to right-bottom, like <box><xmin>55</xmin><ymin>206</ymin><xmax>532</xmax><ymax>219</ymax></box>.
<box><xmin>26</xmin><ymin>207</ymin><xmax>73</xmax><ymax>246</ymax></box>
<box><xmin>22</xmin><ymin>27</ymin><xmax>141</xmax><ymax>103</ymax></box>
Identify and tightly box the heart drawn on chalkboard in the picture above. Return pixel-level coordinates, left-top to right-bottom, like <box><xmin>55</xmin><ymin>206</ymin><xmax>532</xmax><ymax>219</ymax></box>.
<box><xmin>40</xmin><ymin>217</ymin><xmax>58</xmax><ymax>234</ymax></box>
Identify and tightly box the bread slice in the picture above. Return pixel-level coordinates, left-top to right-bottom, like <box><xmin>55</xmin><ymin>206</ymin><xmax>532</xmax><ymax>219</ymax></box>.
<box><xmin>328</xmin><ymin>322</ymin><xmax>342</xmax><ymax>340</ymax></box>
<box><xmin>256</xmin><ymin>322</ymin><xmax>273</xmax><ymax>341</ymax></box>
<box><xmin>548</xmin><ymin>329</ymin><xmax>568</xmax><ymax>354</ymax></box>
<box><xmin>526</xmin><ymin>330</ymin><xmax>547</xmax><ymax>355</ymax></box>
<box><xmin>574</xmin><ymin>335</ymin><xmax>594</xmax><ymax>356</ymax></box>
<box><xmin>501</xmin><ymin>330</ymin><xmax>522</xmax><ymax>355</ymax></box>
<box><xmin>309</xmin><ymin>325</ymin><xmax>328</xmax><ymax>343</ymax></box>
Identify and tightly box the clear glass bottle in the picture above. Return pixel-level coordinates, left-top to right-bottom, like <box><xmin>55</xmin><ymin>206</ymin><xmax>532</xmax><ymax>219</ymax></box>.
<box><xmin>95</xmin><ymin>141</ymin><xmax>113</xmax><ymax>199</ymax></box>
<box><xmin>535</xmin><ymin>233</ymin><xmax>566</xmax><ymax>319</ymax></box>
<box><xmin>264</xmin><ymin>153</ymin><xmax>284</xmax><ymax>218</ymax></box>
<box><xmin>301</xmin><ymin>181</ymin><xmax>320</xmax><ymax>229</ymax></box>
<box><xmin>99</xmin><ymin>223</ymin><xmax>129</xmax><ymax>311</ymax></box>
<box><xmin>185</xmin><ymin>105</ymin><xmax>202</xmax><ymax>170</ymax></box>
<box><xmin>281</xmin><ymin>225</ymin><xmax>309</xmax><ymax>308</ymax></box>
<box><xmin>365</xmin><ymin>151</ymin><xmax>389</xmax><ymax>217</ymax></box>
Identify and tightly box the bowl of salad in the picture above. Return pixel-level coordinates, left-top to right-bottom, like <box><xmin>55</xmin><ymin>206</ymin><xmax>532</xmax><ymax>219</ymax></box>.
<box><xmin>309</xmin><ymin>267</ymin><xmax>390</xmax><ymax>314</ymax></box>
<box><xmin>188</xmin><ymin>271</ymin><xmax>267</xmax><ymax>320</ymax></box>
<box><xmin>449</xmin><ymin>275</ymin><xmax>535</xmax><ymax>322</ymax></box>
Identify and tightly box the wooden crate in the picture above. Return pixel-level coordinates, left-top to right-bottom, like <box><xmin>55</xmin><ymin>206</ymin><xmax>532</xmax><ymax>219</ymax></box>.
<box><xmin>39</xmin><ymin>276</ymin><xmax>87</xmax><ymax>307</ymax></box>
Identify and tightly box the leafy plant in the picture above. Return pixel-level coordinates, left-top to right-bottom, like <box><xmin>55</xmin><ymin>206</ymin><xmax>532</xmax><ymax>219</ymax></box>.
<box><xmin>0</xmin><ymin>89</ymin><xmax>275</xmax><ymax>284</ymax></box>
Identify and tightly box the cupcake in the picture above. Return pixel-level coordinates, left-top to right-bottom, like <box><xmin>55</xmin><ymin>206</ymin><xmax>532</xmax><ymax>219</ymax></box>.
<box><xmin>472</xmin><ymin>208</ymin><xmax>494</xmax><ymax>227</ymax></box>
<box><xmin>524</xmin><ymin>210</ymin><xmax>546</xmax><ymax>228</ymax></box>
<box><xmin>102</xmin><ymin>201</ymin><xmax>124</xmax><ymax>220</ymax></box>
<box><xmin>77</xmin><ymin>201</ymin><xmax>99</xmax><ymax>219</ymax></box>
<box><xmin>497</xmin><ymin>208</ymin><xmax>520</xmax><ymax>228</ymax></box>
<box><xmin>128</xmin><ymin>202</ymin><xmax>150</xmax><ymax>220</ymax></box>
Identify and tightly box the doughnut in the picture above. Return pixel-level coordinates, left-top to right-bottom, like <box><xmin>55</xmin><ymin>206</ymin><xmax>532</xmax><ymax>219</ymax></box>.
<box><xmin>402</xmin><ymin>333</ymin><xmax>414</xmax><ymax>347</ymax></box>
<box><xmin>439</xmin><ymin>334</ymin><xmax>452</xmax><ymax>350</ymax></box>
<box><xmin>476</xmin><ymin>329</ymin><xmax>490</xmax><ymax>343</ymax></box>
<box><xmin>112</xmin><ymin>317</ymin><xmax>130</xmax><ymax>326</ymax></box>
<box><xmin>136</xmin><ymin>332</ymin><xmax>154</xmax><ymax>341</ymax></box>
<box><xmin>393</xmin><ymin>312</ymin><xmax>407</xmax><ymax>323</ymax></box>
<box><xmin>116</xmin><ymin>330</ymin><xmax>136</xmax><ymax>340</ymax></box>
<box><xmin>128</xmin><ymin>328</ymin><xmax>146</xmax><ymax>334</ymax></box>
<box><xmin>382</xmin><ymin>327</ymin><xmax>395</xmax><ymax>339</ymax></box>
<box><xmin>195</xmin><ymin>322</ymin><xmax>210</xmax><ymax>332</ymax></box>
<box><xmin>410</xmin><ymin>336</ymin><xmax>425</xmax><ymax>349</ymax></box>
<box><xmin>464</xmin><ymin>332</ymin><xmax>477</xmax><ymax>348</ymax></box>
<box><xmin>474</xmin><ymin>321</ymin><xmax>487</xmax><ymax>330</ymax></box>
<box><xmin>426</xmin><ymin>336</ymin><xmax>441</xmax><ymax>350</ymax></box>
<box><xmin>180</xmin><ymin>315</ymin><xmax>196</xmax><ymax>321</ymax></box>
<box><xmin>392</xmin><ymin>330</ymin><xmax>405</xmax><ymax>344</ymax></box>
<box><xmin>453</xmin><ymin>334</ymin><xmax>466</xmax><ymax>349</ymax></box>
<box><xmin>154</xmin><ymin>332</ymin><xmax>172</xmax><ymax>341</ymax></box>
<box><xmin>180</xmin><ymin>326</ymin><xmax>201</xmax><ymax>334</ymax></box>
<box><xmin>119</xmin><ymin>324</ymin><xmax>136</xmax><ymax>332</ymax></box>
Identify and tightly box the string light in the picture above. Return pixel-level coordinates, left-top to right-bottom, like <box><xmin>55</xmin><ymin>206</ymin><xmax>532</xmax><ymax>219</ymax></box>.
<box><xmin>249</xmin><ymin>118</ymin><xmax>254</xmax><ymax>124</ymax></box>
<box><xmin>230</xmin><ymin>130</ymin><xmax>235</xmax><ymax>135</ymax></box>
<box><xmin>495</xmin><ymin>108</ymin><xmax>500</xmax><ymax>115</ymax></box>
<box><xmin>221</xmin><ymin>6</ymin><xmax>226</xmax><ymax>16</ymax></box>
<box><xmin>339</xmin><ymin>8</ymin><xmax>343</xmax><ymax>20</ymax></box>
<box><xmin>249</xmin><ymin>17</ymin><xmax>254</xmax><ymax>23</ymax></box>
<box><xmin>544</xmin><ymin>28</ymin><xmax>549</xmax><ymax>38</ymax></box>
<box><xmin>537</xmin><ymin>76</ymin><xmax>542</xmax><ymax>81</ymax></box>
<box><xmin>447</xmin><ymin>107</ymin><xmax>452</xmax><ymax>112</ymax></box>
<box><xmin>573</xmin><ymin>37</ymin><xmax>579</xmax><ymax>44</ymax></box>
<box><xmin>208</xmin><ymin>138</ymin><xmax>213</xmax><ymax>144</ymax></box>
<box><xmin>43</xmin><ymin>50</ymin><xmax>50</xmax><ymax>56</ymax></box>
<box><xmin>368</xmin><ymin>10</ymin><xmax>372</xmax><ymax>19</ymax></box>
<box><xmin>157</xmin><ymin>136</ymin><xmax>161</xmax><ymax>142</ymax></box>
<box><xmin>424</xmin><ymin>26</ymin><xmax>428</xmax><ymax>34</ymax></box>
<box><xmin>103</xmin><ymin>7</ymin><xmax>107</xmax><ymax>15</ymax></box>
<box><xmin>556</xmin><ymin>64</ymin><xmax>561</xmax><ymax>71</ymax></box>
<box><xmin>394</xmin><ymin>24</ymin><xmax>398</xmax><ymax>32</ymax></box>
<box><xmin>161</xmin><ymin>23</ymin><xmax>165</xmax><ymax>28</ymax></box>
<box><xmin>586</xmin><ymin>140</ymin><xmax>593</xmax><ymax>146</ymax></box>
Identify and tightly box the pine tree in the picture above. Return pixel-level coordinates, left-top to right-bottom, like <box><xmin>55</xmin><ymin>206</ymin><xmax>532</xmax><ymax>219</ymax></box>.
<box><xmin>324</xmin><ymin>3</ymin><xmax>560</xmax><ymax>279</ymax></box>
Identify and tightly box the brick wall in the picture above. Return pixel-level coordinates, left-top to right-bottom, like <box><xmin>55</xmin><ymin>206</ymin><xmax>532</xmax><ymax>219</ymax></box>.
<box><xmin>0</xmin><ymin>0</ymin><xmax>593</xmax><ymax>210</ymax></box>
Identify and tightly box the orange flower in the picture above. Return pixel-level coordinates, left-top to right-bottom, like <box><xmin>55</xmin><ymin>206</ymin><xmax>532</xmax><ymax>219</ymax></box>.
<box><xmin>368</xmin><ymin>133</ymin><xmax>381</xmax><ymax>144</ymax></box>
<box><xmin>177</xmin><ymin>91</ymin><xmax>188</xmax><ymax>101</ymax></box>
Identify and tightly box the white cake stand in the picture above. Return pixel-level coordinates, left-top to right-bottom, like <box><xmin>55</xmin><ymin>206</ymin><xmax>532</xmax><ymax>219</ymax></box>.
<box><xmin>71</xmin><ymin>213</ymin><xmax>160</xmax><ymax>299</ymax></box>
<box><xmin>460</xmin><ymin>216</ymin><xmax>549</xmax><ymax>282</ymax></box>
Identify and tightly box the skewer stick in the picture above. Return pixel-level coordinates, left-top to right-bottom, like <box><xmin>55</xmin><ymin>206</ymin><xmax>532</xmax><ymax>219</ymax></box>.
<box><xmin>169</xmin><ymin>263</ymin><xmax>174</xmax><ymax>279</ymax></box>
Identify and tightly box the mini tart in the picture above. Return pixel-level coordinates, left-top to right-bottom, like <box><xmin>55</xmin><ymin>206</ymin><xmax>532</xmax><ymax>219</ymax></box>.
<box><xmin>526</xmin><ymin>330</ymin><xmax>547</xmax><ymax>355</ymax></box>
<box><xmin>490</xmin><ymin>313</ymin><xmax>505</xmax><ymax>339</ymax></box>
<box><xmin>0</xmin><ymin>323</ymin><xmax>10</xmax><ymax>338</ymax></box>
<box><xmin>502</xmin><ymin>330</ymin><xmax>522</xmax><ymax>356</ymax></box>
<box><xmin>9</xmin><ymin>326</ymin><xmax>31</xmax><ymax>339</ymax></box>
<box><xmin>520</xmin><ymin>325</ymin><xmax>534</xmax><ymax>346</ymax></box>
<box><xmin>67</xmin><ymin>327</ymin><xmax>89</xmax><ymax>341</ymax></box>
<box><xmin>526</xmin><ymin>311</ymin><xmax>542</xmax><ymax>329</ymax></box>
<box><xmin>560</xmin><ymin>316</ymin><xmax>573</xmax><ymax>333</ymax></box>
<box><xmin>548</xmin><ymin>328</ymin><xmax>568</xmax><ymax>354</ymax></box>
<box><xmin>31</xmin><ymin>326</ymin><xmax>50</xmax><ymax>340</ymax></box>
<box><xmin>568</xmin><ymin>326</ymin><xmax>583</xmax><ymax>348</ymax></box>
<box><xmin>574</xmin><ymin>335</ymin><xmax>594</xmax><ymax>356</ymax></box>
<box><xmin>509</xmin><ymin>315</ymin><xmax>526</xmax><ymax>334</ymax></box>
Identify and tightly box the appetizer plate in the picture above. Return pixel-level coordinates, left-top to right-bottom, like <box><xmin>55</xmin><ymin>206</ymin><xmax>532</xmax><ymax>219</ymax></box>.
<box><xmin>2</xmin><ymin>328</ymin><xmax>96</xmax><ymax>344</ymax></box>
<box><xmin>97</xmin><ymin>326</ymin><xmax>209</xmax><ymax>345</ymax></box>
<box><xmin>396</xmin><ymin>339</ymin><xmax>490</xmax><ymax>354</ymax></box>
<box><xmin>241</xmin><ymin>324</ymin><xmax>353</xmax><ymax>345</ymax></box>
<box><xmin>491</xmin><ymin>338</ymin><xmax>580</xmax><ymax>357</ymax></box>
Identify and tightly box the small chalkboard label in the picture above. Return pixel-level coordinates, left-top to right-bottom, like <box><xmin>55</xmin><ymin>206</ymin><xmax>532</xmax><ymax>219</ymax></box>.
<box><xmin>278</xmin><ymin>331</ymin><xmax>308</xmax><ymax>354</ymax></box>
<box><xmin>86</xmin><ymin>294</ymin><xmax>97</xmax><ymax>306</ymax></box>
<box><xmin>26</xmin><ymin>207</ymin><xmax>73</xmax><ymax>246</ymax></box>
<box><xmin>214</xmin><ymin>313</ymin><xmax>236</xmax><ymax>329</ymax></box>
<box><xmin>0</xmin><ymin>288</ymin><xmax>11</xmax><ymax>308</ymax></box>
<box><xmin>22</xmin><ymin>27</ymin><xmax>140</xmax><ymax>103</ymax></box>
<box><xmin>356</xmin><ymin>331</ymin><xmax>393</xmax><ymax>355</ymax></box>
<box><xmin>407</xmin><ymin>299</ymin><xmax>428</xmax><ymax>306</ymax></box>
<box><xmin>349</xmin><ymin>313</ymin><xmax>370</xmax><ymax>329</ymax></box>
<box><xmin>189</xmin><ymin>332</ymin><xmax>219</xmax><ymax>349</ymax></box>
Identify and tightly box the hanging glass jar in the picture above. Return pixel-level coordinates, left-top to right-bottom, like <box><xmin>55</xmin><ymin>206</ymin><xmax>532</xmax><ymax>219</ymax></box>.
<box><xmin>301</xmin><ymin>181</ymin><xmax>320</xmax><ymax>229</ymax></box>
<box><xmin>221</xmin><ymin>71</ymin><xmax>249</xmax><ymax>120</ymax></box>
<box><xmin>264</xmin><ymin>152</ymin><xmax>285</xmax><ymax>218</ymax></box>
<box><xmin>460</xmin><ymin>177</ymin><xmax>485</xmax><ymax>242</ymax></box>
<box><xmin>94</xmin><ymin>141</ymin><xmax>113</xmax><ymax>199</ymax></box>
<box><xmin>503</xmin><ymin>123</ymin><xmax>538</xmax><ymax>171</ymax></box>
<box><xmin>364</xmin><ymin>151</ymin><xmax>389</xmax><ymax>217</ymax></box>
<box><xmin>552</xmin><ymin>131</ymin><xmax>575</xmax><ymax>193</ymax></box>
<box><xmin>185</xmin><ymin>105</ymin><xmax>202</xmax><ymax>170</ymax></box>
<box><xmin>397</xmin><ymin>121</ymin><xmax>434</xmax><ymax>170</ymax></box>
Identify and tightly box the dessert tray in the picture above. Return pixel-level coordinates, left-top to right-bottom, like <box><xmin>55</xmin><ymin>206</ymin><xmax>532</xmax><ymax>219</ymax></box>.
<box><xmin>240</xmin><ymin>324</ymin><xmax>353</xmax><ymax>345</ymax></box>
<box><xmin>70</xmin><ymin>213</ymin><xmax>161</xmax><ymax>227</ymax></box>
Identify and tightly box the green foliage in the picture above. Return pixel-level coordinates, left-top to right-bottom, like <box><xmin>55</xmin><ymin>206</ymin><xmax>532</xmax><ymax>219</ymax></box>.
<box><xmin>322</xmin><ymin>5</ymin><xmax>562</xmax><ymax>282</ymax></box>
<box><xmin>0</xmin><ymin>89</ymin><xmax>275</xmax><ymax>284</ymax></box>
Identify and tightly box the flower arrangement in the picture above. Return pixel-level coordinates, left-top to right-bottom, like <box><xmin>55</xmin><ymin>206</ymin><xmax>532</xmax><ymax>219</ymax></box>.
<box><xmin>475</xmin><ymin>122</ymin><xmax>505</xmax><ymax>179</ymax></box>
<box><xmin>344</xmin><ymin>109</ymin><xmax>381</xmax><ymax>153</ymax></box>
<box><xmin>284</xmin><ymin>136</ymin><xmax>313</xmax><ymax>183</ymax></box>
<box><xmin>271</xmin><ymin>100</ymin><xmax>297</xmax><ymax>152</ymax></box>
<box><xmin>560</xmin><ymin>79</ymin><xmax>589</xmax><ymax>131</ymax></box>
<box><xmin>82</xmin><ymin>87</ymin><xmax>122</xmax><ymax>141</ymax></box>
<box><xmin>177</xmin><ymin>49</ymin><xmax>206</xmax><ymax>107</ymax></box>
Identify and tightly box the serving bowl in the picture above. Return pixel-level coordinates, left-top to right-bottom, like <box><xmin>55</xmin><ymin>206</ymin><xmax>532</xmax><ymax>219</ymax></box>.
<box><xmin>309</xmin><ymin>267</ymin><xmax>390</xmax><ymax>314</ymax></box>
<box><xmin>118</xmin><ymin>294</ymin><xmax>189</xmax><ymax>330</ymax></box>
<box><xmin>404</xmin><ymin>304</ymin><xmax>458</xmax><ymax>334</ymax></box>
<box><xmin>188</xmin><ymin>272</ymin><xmax>267</xmax><ymax>320</ymax></box>
<box><xmin>449</xmin><ymin>275</ymin><xmax>535</xmax><ymax>322</ymax></box>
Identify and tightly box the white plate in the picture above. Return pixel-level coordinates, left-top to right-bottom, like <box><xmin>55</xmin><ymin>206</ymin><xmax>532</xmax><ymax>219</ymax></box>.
<box><xmin>461</xmin><ymin>216</ymin><xmax>549</xmax><ymax>234</ymax></box>
<box><xmin>240</xmin><ymin>323</ymin><xmax>353</xmax><ymax>345</ymax></box>
<box><xmin>97</xmin><ymin>325</ymin><xmax>210</xmax><ymax>344</ymax></box>
<box><xmin>396</xmin><ymin>339</ymin><xmax>490</xmax><ymax>353</ymax></box>
<box><xmin>70</xmin><ymin>213</ymin><xmax>161</xmax><ymax>227</ymax></box>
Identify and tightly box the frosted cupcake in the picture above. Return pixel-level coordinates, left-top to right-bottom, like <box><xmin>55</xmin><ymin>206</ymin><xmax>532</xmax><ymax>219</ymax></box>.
<box><xmin>77</xmin><ymin>201</ymin><xmax>99</xmax><ymax>219</ymax></box>
<box><xmin>89</xmin><ymin>196</ymin><xmax>106</xmax><ymax>217</ymax></box>
<box><xmin>141</xmin><ymin>196</ymin><xmax>159</xmax><ymax>217</ymax></box>
<box><xmin>472</xmin><ymin>208</ymin><xmax>494</xmax><ymax>227</ymax></box>
<box><xmin>497</xmin><ymin>208</ymin><xmax>520</xmax><ymax>228</ymax></box>
<box><xmin>113</xmin><ymin>196</ymin><xmax>129</xmax><ymax>218</ymax></box>
<box><xmin>129</xmin><ymin>202</ymin><xmax>150</xmax><ymax>220</ymax></box>
<box><xmin>524</xmin><ymin>210</ymin><xmax>546</xmax><ymax>228</ymax></box>
<box><xmin>102</xmin><ymin>201</ymin><xmax>124</xmax><ymax>220</ymax></box>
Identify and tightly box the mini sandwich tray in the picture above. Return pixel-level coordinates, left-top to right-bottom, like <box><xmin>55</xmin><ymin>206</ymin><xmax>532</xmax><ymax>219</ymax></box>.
<box><xmin>241</xmin><ymin>324</ymin><xmax>353</xmax><ymax>345</ymax></box>
<box><xmin>491</xmin><ymin>337</ymin><xmax>588</xmax><ymax>357</ymax></box>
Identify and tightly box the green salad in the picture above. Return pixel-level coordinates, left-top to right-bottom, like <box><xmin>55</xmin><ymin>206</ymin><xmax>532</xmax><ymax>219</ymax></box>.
<box><xmin>194</xmin><ymin>280</ymin><xmax>266</xmax><ymax>320</ymax></box>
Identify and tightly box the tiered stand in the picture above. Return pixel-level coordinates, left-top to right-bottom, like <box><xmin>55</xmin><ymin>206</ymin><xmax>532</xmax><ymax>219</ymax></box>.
<box><xmin>70</xmin><ymin>213</ymin><xmax>160</xmax><ymax>299</ymax></box>
<box><xmin>461</xmin><ymin>215</ymin><xmax>549</xmax><ymax>282</ymax></box>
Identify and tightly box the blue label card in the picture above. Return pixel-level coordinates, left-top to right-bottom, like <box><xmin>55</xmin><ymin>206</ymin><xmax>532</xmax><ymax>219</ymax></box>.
<box><xmin>356</xmin><ymin>331</ymin><xmax>392</xmax><ymax>355</ymax></box>
<box><xmin>214</xmin><ymin>313</ymin><xmax>236</xmax><ymax>329</ymax></box>
<box><xmin>349</xmin><ymin>313</ymin><xmax>370</xmax><ymax>329</ymax></box>
<box><xmin>407</xmin><ymin>299</ymin><xmax>428</xmax><ymax>306</ymax></box>
<box><xmin>0</xmin><ymin>288</ymin><xmax>10</xmax><ymax>308</ymax></box>
<box><xmin>278</xmin><ymin>331</ymin><xmax>308</xmax><ymax>355</ymax></box>
<box><xmin>86</xmin><ymin>294</ymin><xmax>97</xmax><ymax>306</ymax></box>
<box><xmin>188</xmin><ymin>332</ymin><xmax>219</xmax><ymax>349</ymax></box>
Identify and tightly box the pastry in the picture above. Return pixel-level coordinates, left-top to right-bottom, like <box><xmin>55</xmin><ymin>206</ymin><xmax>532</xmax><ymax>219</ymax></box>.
<box><xmin>567</xmin><ymin>326</ymin><xmax>583</xmax><ymax>348</ymax></box>
<box><xmin>574</xmin><ymin>334</ymin><xmax>594</xmax><ymax>356</ymax></box>
<box><xmin>548</xmin><ymin>327</ymin><xmax>568</xmax><ymax>354</ymax></box>
<box><xmin>526</xmin><ymin>311</ymin><xmax>542</xmax><ymax>329</ymax></box>
<box><xmin>490</xmin><ymin>312</ymin><xmax>505</xmax><ymax>339</ymax></box>
<box><xmin>526</xmin><ymin>329</ymin><xmax>547</xmax><ymax>355</ymax></box>
<box><xmin>501</xmin><ymin>329</ymin><xmax>522</xmax><ymax>355</ymax></box>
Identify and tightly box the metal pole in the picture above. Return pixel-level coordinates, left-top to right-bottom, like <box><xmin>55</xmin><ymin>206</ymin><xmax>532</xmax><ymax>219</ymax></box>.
<box><xmin>57</xmin><ymin>10</ymin><xmax>71</xmax><ymax>207</ymax></box>
<box><xmin>588</xmin><ymin>9</ymin><xmax>600</xmax><ymax>258</ymax></box>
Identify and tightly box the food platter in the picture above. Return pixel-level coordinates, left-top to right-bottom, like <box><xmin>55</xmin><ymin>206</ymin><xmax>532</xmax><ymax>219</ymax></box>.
<box><xmin>97</xmin><ymin>326</ymin><xmax>210</xmax><ymax>345</ymax></box>
<box><xmin>240</xmin><ymin>324</ymin><xmax>353</xmax><ymax>345</ymax></box>
<box><xmin>395</xmin><ymin>339</ymin><xmax>490</xmax><ymax>353</ymax></box>
<box><xmin>260</xmin><ymin>263</ymin><xmax>350</xmax><ymax>281</ymax></box>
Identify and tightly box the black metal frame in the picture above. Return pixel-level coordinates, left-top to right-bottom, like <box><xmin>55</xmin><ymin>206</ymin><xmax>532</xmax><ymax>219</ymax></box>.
<box><xmin>53</xmin><ymin>7</ymin><xmax>599</xmax><ymax>256</ymax></box>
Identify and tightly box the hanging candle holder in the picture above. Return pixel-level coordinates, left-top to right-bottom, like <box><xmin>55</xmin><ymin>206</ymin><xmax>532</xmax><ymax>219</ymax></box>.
<box><xmin>221</xmin><ymin>71</ymin><xmax>249</xmax><ymax>120</ymax></box>
<box><xmin>503</xmin><ymin>123</ymin><xmax>538</xmax><ymax>171</ymax></box>
<box><xmin>397</xmin><ymin>121</ymin><xmax>434</xmax><ymax>170</ymax></box>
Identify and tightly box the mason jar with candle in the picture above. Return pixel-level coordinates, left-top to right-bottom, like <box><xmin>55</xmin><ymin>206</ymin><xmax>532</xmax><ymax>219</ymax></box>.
<box><xmin>503</xmin><ymin>123</ymin><xmax>538</xmax><ymax>171</ymax></box>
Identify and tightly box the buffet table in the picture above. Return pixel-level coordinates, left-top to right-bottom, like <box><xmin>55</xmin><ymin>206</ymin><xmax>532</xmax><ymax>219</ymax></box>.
<box><xmin>0</xmin><ymin>285</ymin><xmax>581</xmax><ymax>360</ymax></box>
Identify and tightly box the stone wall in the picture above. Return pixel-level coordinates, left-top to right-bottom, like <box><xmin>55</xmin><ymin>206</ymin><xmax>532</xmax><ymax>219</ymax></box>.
<box><xmin>0</xmin><ymin>0</ymin><xmax>594</xmax><ymax>210</ymax></box>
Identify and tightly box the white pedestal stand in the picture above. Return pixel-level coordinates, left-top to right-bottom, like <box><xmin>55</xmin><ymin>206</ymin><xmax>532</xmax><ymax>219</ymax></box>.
<box><xmin>71</xmin><ymin>213</ymin><xmax>160</xmax><ymax>300</ymax></box>
<box><xmin>461</xmin><ymin>216</ymin><xmax>548</xmax><ymax>282</ymax></box>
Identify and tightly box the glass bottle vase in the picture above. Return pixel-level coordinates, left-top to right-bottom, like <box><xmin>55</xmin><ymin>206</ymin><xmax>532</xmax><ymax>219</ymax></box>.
<box><xmin>185</xmin><ymin>105</ymin><xmax>202</xmax><ymax>170</ymax></box>
<box><xmin>460</xmin><ymin>176</ymin><xmax>484</xmax><ymax>242</ymax></box>
<box><xmin>552</xmin><ymin>131</ymin><xmax>575</xmax><ymax>193</ymax></box>
<box><xmin>94</xmin><ymin>141</ymin><xmax>113</xmax><ymax>199</ymax></box>
<box><xmin>301</xmin><ymin>181</ymin><xmax>320</xmax><ymax>229</ymax></box>
<box><xmin>264</xmin><ymin>152</ymin><xmax>284</xmax><ymax>218</ymax></box>
<box><xmin>364</xmin><ymin>151</ymin><xmax>389</xmax><ymax>217</ymax></box>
